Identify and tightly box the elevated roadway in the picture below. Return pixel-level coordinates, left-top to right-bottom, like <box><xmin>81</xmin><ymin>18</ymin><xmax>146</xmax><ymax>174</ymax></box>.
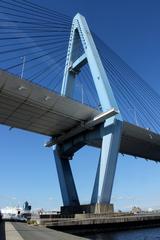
<box><xmin>0</xmin><ymin>70</ymin><xmax>160</xmax><ymax>161</ymax></box>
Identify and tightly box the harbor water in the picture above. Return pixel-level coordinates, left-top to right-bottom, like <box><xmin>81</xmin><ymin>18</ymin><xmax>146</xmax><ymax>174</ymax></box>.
<box><xmin>83</xmin><ymin>227</ymin><xmax>160</xmax><ymax>239</ymax></box>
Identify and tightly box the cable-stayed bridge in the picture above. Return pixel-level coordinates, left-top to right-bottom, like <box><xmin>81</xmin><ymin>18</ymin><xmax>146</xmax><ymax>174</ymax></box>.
<box><xmin>0</xmin><ymin>0</ymin><xmax>160</xmax><ymax>213</ymax></box>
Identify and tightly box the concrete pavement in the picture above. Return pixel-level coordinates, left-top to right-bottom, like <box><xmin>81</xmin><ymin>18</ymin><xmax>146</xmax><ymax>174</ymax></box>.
<box><xmin>1</xmin><ymin>221</ymin><xmax>87</xmax><ymax>240</ymax></box>
<box><xmin>5</xmin><ymin>222</ymin><xmax>23</xmax><ymax>240</ymax></box>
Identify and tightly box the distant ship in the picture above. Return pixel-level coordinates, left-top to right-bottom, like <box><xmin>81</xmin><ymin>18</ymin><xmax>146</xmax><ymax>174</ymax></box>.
<box><xmin>1</xmin><ymin>201</ymin><xmax>31</xmax><ymax>221</ymax></box>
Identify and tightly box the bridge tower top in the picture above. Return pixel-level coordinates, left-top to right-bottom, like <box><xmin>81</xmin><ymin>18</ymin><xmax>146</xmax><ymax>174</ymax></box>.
<box><xmin>61</xmin><ymin>13</ymin><xmax>121</xmax><ymax>118</ymax></box>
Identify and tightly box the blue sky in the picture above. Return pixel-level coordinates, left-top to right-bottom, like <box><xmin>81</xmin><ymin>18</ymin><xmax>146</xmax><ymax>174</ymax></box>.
<box><xmin>1</xmin><ymin>0</ymin><xmax>160</xmax><ymax>211</ymax></box>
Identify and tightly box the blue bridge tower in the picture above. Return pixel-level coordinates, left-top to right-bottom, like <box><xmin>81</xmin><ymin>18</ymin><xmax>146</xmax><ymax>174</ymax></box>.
<box><xmin>53</xmin><ymin>13</ymin><xmax>122</xmax><ymax>214</ymax></box>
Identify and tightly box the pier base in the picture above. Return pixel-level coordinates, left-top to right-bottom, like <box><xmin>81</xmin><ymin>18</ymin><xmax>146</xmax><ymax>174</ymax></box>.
<box><xmin>61</xmin><ymin>204</ymin><xmax>113</xmax><ymax>215</ymax></box>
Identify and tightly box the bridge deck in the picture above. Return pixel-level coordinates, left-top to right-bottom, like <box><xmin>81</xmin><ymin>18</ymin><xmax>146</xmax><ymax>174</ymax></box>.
<box><xmin>0</xmin><ymin>70</ymin><xmax>160</xmax><ymax>161</ymax></box>
<box><xmin>0</xmin><ymin>70</ymin><xmax>99</xmax><ymax>136</ymax></box>
<box><xmin>121</xmin><ymin>122</ymin><xmax>160</xmax><ymax>161</ymax></box>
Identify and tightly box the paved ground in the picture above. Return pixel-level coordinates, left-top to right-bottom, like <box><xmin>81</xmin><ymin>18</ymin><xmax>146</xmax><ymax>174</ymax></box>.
<box><xmin>5</xmin><ymin>222</ymin><xmax>23</xmax><ymax>240</ymax></box>
<box><xmin>1</xmin><ymin>221</ymin><xmax>87</xmax><ymax>240</ymax></box>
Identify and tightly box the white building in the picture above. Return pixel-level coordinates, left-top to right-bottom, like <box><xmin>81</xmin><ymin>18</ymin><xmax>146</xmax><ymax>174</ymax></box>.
<box><xmin>1</xmin><ymin>206</ymin><xmax>22</xmax><ymax>219</ymax></box>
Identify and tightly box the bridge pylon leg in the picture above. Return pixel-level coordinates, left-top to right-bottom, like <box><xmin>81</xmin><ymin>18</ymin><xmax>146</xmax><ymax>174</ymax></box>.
<box><xmin>91</xmin><ymin>119</ymin><xmax>122</xmax><ymax>205</ymax></box>
<box><xmin>53</xmin><ymin>146</ymin><xmax>80</xmax><ymax>207</ymax></box>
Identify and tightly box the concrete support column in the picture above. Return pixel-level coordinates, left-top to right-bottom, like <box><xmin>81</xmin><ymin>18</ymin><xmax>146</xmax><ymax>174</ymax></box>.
<box><xmin>53</xmin><ymin>146</ymin><xmax>80</xmax><ymax>206</ymax></box>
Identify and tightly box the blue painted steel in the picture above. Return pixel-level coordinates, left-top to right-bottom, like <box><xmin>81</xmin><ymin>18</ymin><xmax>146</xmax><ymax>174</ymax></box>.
<box><xmin>53</xmin><ymin>146</ymin><xmax>80</xmax><ymax>206</ymax></box>
<box><xmin>61</xmin><ymin>13</ymin><xmax>121</xmax><ymax>115</ymax></box>
<box><xmin>71</xmin><ymin>53</ymin><xmax>87</xmax><ymax>73</ymax></box>
<box><xmin>91</xmin><ymin>119</ymin><xmax>123</xmax><ymax>204</ymax></box>
<box><xmin>91</xmin><ymin>154</ymin><xmax>101</xmax><ymax>204</ymax></box>
<box><xmin>61</xmin><ymin>23</ymin><xmax>81</xmax><ymax>97</ymax></box>
<box><xmin>57</xmin><ymin>13</ymin><xmax>123</xmax><ymax>207</ymax></box>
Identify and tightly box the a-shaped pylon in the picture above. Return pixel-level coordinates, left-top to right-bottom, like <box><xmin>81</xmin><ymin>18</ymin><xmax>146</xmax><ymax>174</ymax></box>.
<box><xmin>53</xmin><ymin>13</ymin><xmax>123</xmax><ymax>208</ymax></box>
